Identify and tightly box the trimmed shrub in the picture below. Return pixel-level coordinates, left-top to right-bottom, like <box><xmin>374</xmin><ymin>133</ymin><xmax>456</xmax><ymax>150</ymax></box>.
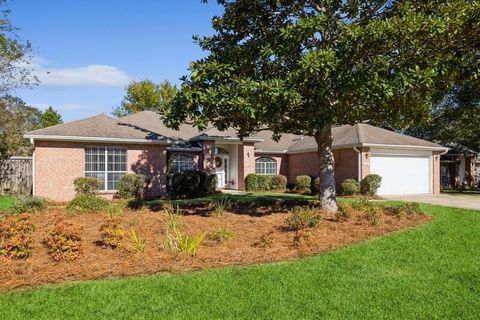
<box><xmin>282</xmin><ymin>206</ymin><xmax>321</xmax><ymax>231</ymax></box>
<box><xmin>336</xmin><ymin>203</ymin><xmax>354</xmax><ymax>222</ymax></box>
<box><xmin>271</xmin><ymin>175</ymin><xmax>287</xmax><ymax>191</ymax></box>
<box><xmin>66</xmin><ymin>194</ymin><xmax>110</xmax><ymax>214</ymax></box>
<box><xmin>257</xmin><ymin>175</ymin><xmax>272</xmax><ymax>191</ymax></box>
<box><xmin>10</xmin><ymin>196</ymin><xmax>47</xmax><ymax>214</ymax></box>
<box><xmin>0</xmin><ymin>215</ymin><xmax>35</xmax><ymax>259</ymax></box>
<box><xmin>311</xmin><ymin>177</ymin><xmax>320</xmax><ymax>195</ymax></box>
<box><xmin>44</xmin><ymin>219</ymin><xmax>82</xmax><ymax>261</ymax></box>
<box><xmin>245</xmin><ymin>174</ymin><xmax>258</xmax><ymax>191</ymax></box>
<box><xmin>361</xmin><ymin>174</ymin><xmax>382</xmax><ymax>196</ymax></box>
<box><xmin>73</xmin><ymin>177</ymin><xmax>100</xmax><ymax>195</ymax></box>
<box><xmin>99</xmin><ymin>216</ymin><xmax>124</xmax><ymax>249</ymax></box>
<box><xmin>205</xmin><ymin>174</ymin><xmax>217</xmax><ymax>195</ymax></box>
<box><xmin>170</xmin><ymin>170</ymin><xmax>213</xmax><ymax>198</ymax></box>
<box><xmin>295</xmin><ymin>175</ymin><xmax>311</xmax><ymax>194</ymax></box>
<box><xmin>340</xmin><ymin>179</ymin><xmax>360</xmax><ymax>196</ymax></box>
<box><xmin>118</xmin><ymin>174</ymin><xmax>144</xmax><ymax>199</ymax></box>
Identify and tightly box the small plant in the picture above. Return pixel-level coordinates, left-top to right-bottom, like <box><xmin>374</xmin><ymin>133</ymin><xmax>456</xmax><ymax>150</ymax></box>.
<box><xmin>361</xmin><ymin>174</ymin><xmax>382</xmax><ymax>196</ymax></box>
<box><xmin>163</xmin><ymin>202</ymin><xmax>183</xmax><ymax>231</ymax></box>
<box><xmin>257</xmin><ymin>230</ymin><xmax>275</xmax><ymax>248</ymax></box>
<box><xmin>163</xmin><ymin>229</ymin><xmax>206</xmax><ymax>256</ymax></box>
<box><xmin>364</xmin><ymin>205</ymin><xmax>383</xmax><ymax>226</ymax></box>
<box><xmin>104</xmin><ymin>202</ymin><xmax>125</xmax><ymax>217</ymax></box>
<box><xmin>294</xmin><ymin>175</ymin><xmax>311</xmax><ymax>194</ymax></box>
<box><xmin>340</xmin><ymin>179</ymin><xmax>360</xmax><ymax>196</ymax></box>
<box><xmin>350</xmin><ymin>197</ymin><xmax>373</xmax><ymax>211</ymax></box>
<box><xmin>9</xmin><ymin>196</ymin><xmax>47</xmax><ymax>214</ymax></box>
<box><xmin>293</xmin><ymin>229</ymin><xmax>312</xmax><ymax>247</ymax></box>
<box><xmin>99</xmin><ymin>216</ymin><xmax>124</xmax><ymax>249</ymax></box>
<box><xmin>0</xmin><ymin>214</ymin><xmax>35</xmax><ymax>259</ymax></box>
<box><xmin>44</xmin><ymin>219</ymin><xmax>82</xmax><ymax>261</ymax></box>
<box><xmin>207</xmin><ymin>228</ymin><xmax>234</xmax><ymax>243</ymax></box>
<box><xmin>210</xmin><ymin>196</ymin><xmax>232</xmax><ymax>216</ymax></box>
<box><xmin>66</xmin><ymin>194</ymin><xmax>110</xmax><ymax>214</ymax></box>
<box><xmin>118</xmin><ymin>173</ymin><xmax>144</xmax><ymax>199</ymax></box>
<box><xmin>336</xmin><ymin>203</ymin><xmax>353</xmax><ymax>222</ymax></box>
<box><xmin>73</xmin><ymin>177</ymin><xmax>100</xmax><ymax>195</ymax></box>
<box><xmin>127</xmin><ymin>227</ymin><xmax>146</xmax><ymax>253</ymax></box>
<box><xmin>270</xmin><ymin>175</ymin><xmax>287</xmax><ymax>191</ymax></box>
<box><xmin>401</xmin><ymin>202</ymin><xmax>421</xmax><ymax>215</ymax></box>
<box><xmin>282</xmin><ymin>206</ymin><xmax>321</xmax><ymax>231</ymax></box>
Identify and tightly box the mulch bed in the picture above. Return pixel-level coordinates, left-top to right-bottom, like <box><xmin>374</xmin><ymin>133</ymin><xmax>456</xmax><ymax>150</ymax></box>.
<box><xmin>0</xmin><ymin>203</ymin><xmax>430</xmax><ymax>292</ymax></box>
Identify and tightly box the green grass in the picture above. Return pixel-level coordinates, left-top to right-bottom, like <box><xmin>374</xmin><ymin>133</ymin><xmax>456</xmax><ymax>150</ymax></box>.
<box><xmin>1</xmin><ymin>203</ymin><xmax>479</xmax><ymax>319</ymax></box>
<box><xmin>0</xmin><ymin>195</ymin><xmax>15</xmax><ymax>210</ymax></box>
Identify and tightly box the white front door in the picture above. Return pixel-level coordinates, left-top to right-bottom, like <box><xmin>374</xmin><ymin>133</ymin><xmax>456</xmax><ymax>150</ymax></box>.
<box><xmin>215</xmin><ymin>155</ymin><xmax>229</xmax><ymax>188</ymax></box>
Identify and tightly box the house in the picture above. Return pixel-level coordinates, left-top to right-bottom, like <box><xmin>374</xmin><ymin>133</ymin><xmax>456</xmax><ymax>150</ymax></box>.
<box><xmin>440</xmin><ymin>147</ymin><xmax>479</xmax><ymax>189</ymax></box>
<box><xmin>24</xmin><ymin>111</ymin><xmax>448</xmax><ymax>201</ymax></box>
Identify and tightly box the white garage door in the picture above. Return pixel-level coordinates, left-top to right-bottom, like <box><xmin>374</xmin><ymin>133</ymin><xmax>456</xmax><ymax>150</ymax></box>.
<box><xmin>370</xmin><ymin>152</ymin><xmax>431</xmax><ymax>195</ymax></box>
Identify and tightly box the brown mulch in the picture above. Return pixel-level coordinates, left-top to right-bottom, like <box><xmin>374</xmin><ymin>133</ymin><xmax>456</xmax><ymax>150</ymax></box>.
<box><xmin>0</xmin><ymin>204</ymin><xmax>430</xmax><ymax>292</ymax></box>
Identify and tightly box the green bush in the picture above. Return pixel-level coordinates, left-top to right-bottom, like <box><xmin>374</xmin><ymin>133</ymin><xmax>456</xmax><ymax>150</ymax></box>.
<box><xmin>257</xmin><ymin>175</ymin><xmax>272</xmax><ymax>191</ymax></box>
<box><xmin>311</xmin><ymin>177</ymin><xmax>320</xmax><ymax>194</ymax></box>
<box><xmin>245</xmin><ymin>174</ymin><xmax>258</xmax><ymax>191</ymax></box>
<box><xmin>66</xmin><ymin>194</ymin><xmax>110</xmax><ymax>214</ymax></box>
<box><xmin>118</xmin><ymin>174</ymin><xmax>144</xmax><ymax>199</ymax></box>
<box><xmin>336</xmin><ymin>203</ymin><xmax>353</xmax><ymax>222</ymax></box>
<box><xmin>73</xmin><ymin>177</ymin><xmax>100</xmax><ymax>195</ymax></box>
<box><xmin>170</xmin><ymin>170</ymin><xmax>214</xmax><ymax>199</ymax></box>
<box><xmin>295</xmin><ymin>175</ymin><xmax>311</xmax><ymax>194</ymax></box>
<box><xmin>282</xmin><ymin>206</ymin><xmax>321</xmax><ymax>231</ymax></box>
<box><xmin>205</xmin><ymin>174</ymin><xmax>217</xmax><ymax>195</ymax></box>
<box><xmin>340</xmin><ymin>179</ymin><xmax>360</xmax><ymax>196</ymax></box>
<box><xmin>364</xmin><ymin>205</ymin><xmax>383</xmax><ymax>226</ymax></box>
<box><xmin>361</xmin><ymin>174</ymin><xmax>382</xmax><ymax>196</ymax></box>
<box><xmin>271</xmin><ymin>175</ymin><xmax>287</xmax><ymax>191</ymax></box>
<box><xmin>10</xmin><ymin>196</ymin><xmax>47</xmax><ymax>214</ymax></box>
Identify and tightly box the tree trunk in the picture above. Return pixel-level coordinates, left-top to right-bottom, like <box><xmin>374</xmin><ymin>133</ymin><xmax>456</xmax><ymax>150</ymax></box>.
<box><xmin>314</xmin><ymin>125</ymin><xmax>338</xmax><ymax>212</ymax></box>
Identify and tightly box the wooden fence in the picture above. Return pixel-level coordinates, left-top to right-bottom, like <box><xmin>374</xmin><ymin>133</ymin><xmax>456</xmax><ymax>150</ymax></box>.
<box><xmin>0</xmin><ymin>157</ymin><xmax>33</xmax><ymax>195</ymax></box>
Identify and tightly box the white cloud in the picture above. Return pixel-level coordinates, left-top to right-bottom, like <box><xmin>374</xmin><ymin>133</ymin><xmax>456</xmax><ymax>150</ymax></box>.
<box><xmin>30</xmin><ymin>58</ymin><xmax>131</xmax><ymax>88</ymax></box>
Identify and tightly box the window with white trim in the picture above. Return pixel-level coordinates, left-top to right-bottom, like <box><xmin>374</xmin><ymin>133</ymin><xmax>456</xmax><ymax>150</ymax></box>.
<box><xmin>85</xmin><ymin>146</ymin><xmax>127</xmax><ymax>191</ymax></box>
<box><xmin>172</xmin><ymin>155</ymin><xmax>194</xmax><ymax>173</ymax></box>
<box><xmin>255</xmin><ymin>157</ymin><xmax>277</xmax><ymax>175</ymax></box>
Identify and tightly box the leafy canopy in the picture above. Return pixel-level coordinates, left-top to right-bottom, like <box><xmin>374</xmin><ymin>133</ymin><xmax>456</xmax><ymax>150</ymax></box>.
<box><xmin>40</xmin><ymin>106</ymin><xmax>63</xmax><ymax>128</ymax></box>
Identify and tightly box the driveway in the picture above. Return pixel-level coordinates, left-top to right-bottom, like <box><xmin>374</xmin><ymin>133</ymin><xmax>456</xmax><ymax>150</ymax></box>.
<box><xmin>385</xmin><ymin>194</ymin><xmax>480</xmax><ymax>211</ymax></box>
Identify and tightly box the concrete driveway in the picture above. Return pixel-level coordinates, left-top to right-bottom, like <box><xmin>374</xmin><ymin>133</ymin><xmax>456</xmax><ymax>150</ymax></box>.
<box><xmin>385</xmin><ymin>194</ymin><xmax>480</xmax><ymax>211</ymax></box>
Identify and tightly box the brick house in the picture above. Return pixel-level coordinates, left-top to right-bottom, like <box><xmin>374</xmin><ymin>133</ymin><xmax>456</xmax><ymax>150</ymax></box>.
<box><xmin>25</xmin><ymin>111</ymin><xmax>447</xmax><ymax>201</ymax></box>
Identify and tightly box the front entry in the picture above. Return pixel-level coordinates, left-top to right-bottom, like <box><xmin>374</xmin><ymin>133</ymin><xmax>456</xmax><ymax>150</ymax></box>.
<box><xmin>215</xmin><ymin>154</ymin><xmax>229</xmax><ymax>188</ymax></box>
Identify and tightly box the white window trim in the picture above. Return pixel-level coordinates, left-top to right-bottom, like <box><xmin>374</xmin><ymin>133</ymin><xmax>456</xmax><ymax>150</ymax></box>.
<box><xmin>255</xmin><ymin>157</ymin><xmax>277</xmax><ymax>175</ymax></box>
<box><xmin>84</xmin><ymin>146</ymin><xmax>127</xmax><ymax>192</ymax></box>
<box><xmin>172</xmin><ymin>155</ymin><xmax>195</xmax><ymax>173</ymax></box>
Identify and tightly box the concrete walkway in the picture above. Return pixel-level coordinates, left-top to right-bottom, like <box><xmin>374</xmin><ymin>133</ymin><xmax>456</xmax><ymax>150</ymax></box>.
<box><xmin>385</xmin><ymin>194</ymin><xmax>480</xmax><ymax>211</ymax></box>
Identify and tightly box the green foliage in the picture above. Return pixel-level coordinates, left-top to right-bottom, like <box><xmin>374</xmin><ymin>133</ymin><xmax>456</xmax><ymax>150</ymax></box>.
<box><xmin>389</xmin><ymin>202</ymin><xmax>422</xmax><ymax>218</ymax></box>
<box><xmin>127</xmin><ymin>227</ymin><xmax>146</xmax><ymax>253</ymax></box>
<box><xmin>311</xmin><ymin>177</ymin><xmax>320</xmax><ymax>195</ymax></box>
<box><xmin>112</xmin><ymin>80</ymin><xmax>177</xmax><ymax>117</ymax></box>
<box><xmin>163</xmin><ymin>229</ymin><xmax>207</xmax><ymax>257</ymax></box>
<box><xmin>245</xmin><ymin>174</ymin><xmax>258</xmax><ymax>191</ymax></box>
<box><xmin>256</xmin><ymin>175</ymin><xmax>272</xmax><ymax>191</ymax></box>
<box><xmin>99</xmin><ymin>216</ymin><xmax>124</xmax><ymax>249</ymax></box>
<box><xmin>170</xmin><ymin>170</ymin><xmax>214</xmax><ymax>199</ymax></box>
<box><xmin>0</xmin><ymin>214</ymin><xmax>34</xmax><ymax>259</ymax></box>
<box><xmin>73</xmin><ymin>177</ymin><xmax>100</xmax><ymax>196</ymax></box>
<box><xmin>9</xmin><ymin>196</ymin><xmax>46</xmax><ymax>214</ymax></box>
<box><xmin>270</xmin><ymin>175</ymin><xmax>287</xmax><ymax>191</ymax></box>
<box><xmin>295</xmin><ymin>175</ymin><xmax>311</xmax><ymax>194</ymax></box>
<box><xmin>207</xmin><ymin>228</ymin><xmax>234</xmax><ymax>243</ymax></box>
<box><xmin>118</xmin><ymin>174</ymin><xmax>144</xmax><ymax>199</ymax></box>
<box><xmin>361</xmin><ymin>174</ymin><xmax>382</xmax><ymax>196</ymax></box>
<box><xmin>340</xmin><ymin>179</ymin><xmax>360</xmax><ymax>196</ymax></box>
<box><xmin>163</xmin><ymin>202</ymin><xmax>183</xmax><ymax>231</ymax></box>
<box><xmin>66</xmin><ymin>194</ymin><xmax>110</xmax><ymax>214</ymax></box>
<box><xmin>43</xmin><ymin>219</ymin><xmax>82</xmax><ymax>261</ymax></box>
<box><xmin>210</xmin><ymin>196</ymin><xmax>231</xmax><ymax>216</ymax></box>
<box><xmin>282</xmin><ymin>206</ymin><xmax>321</xmax><ymax>232</ymax></box>
<box><xmin>351</xmin><ymin>198</ymin><xmax>374</xmax><ymax>211</ymax></box>
<box><xmin>336</xmin><ymin>203</ymin><xmax>353</xmax><ymax>222</ymax></box>
<box><xmin>364</xmin><ymin>205</ymin><xmax>384</xmax><ymax>226</ymax></box>
<box><xmin>40</xmin><ymin>106</ymin><xmax>62</xmax><ymax>128</ymax></box>
<box><xmin>205</xmin><ymin>174</ymin><xmax>217</xmax><ymax>195</ymax></box>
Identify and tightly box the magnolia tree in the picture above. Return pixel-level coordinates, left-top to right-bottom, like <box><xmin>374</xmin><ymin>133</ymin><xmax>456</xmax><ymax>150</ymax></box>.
<box><xmin>165</xmin><ymin>0</ymin><xmax>480</xmax><ymax>211</ymax></box>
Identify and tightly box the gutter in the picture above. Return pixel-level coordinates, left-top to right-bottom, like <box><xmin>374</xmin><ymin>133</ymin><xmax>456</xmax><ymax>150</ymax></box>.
<box><xmin>24</xmin><ymin>134</ymin><xmax>170</xmax><ymax>145</ymax></box>
<box><xmin>353</xmin><ymin>146</ymin><xmax>361</xmax><ymax>183</ymax></box>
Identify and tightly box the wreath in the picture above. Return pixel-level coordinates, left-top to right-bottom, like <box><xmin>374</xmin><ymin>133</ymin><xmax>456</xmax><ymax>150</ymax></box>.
<box><xmin>215</xmin><ymin>157</ymin><xmax>222</xmax><ymax>168</ymax></box>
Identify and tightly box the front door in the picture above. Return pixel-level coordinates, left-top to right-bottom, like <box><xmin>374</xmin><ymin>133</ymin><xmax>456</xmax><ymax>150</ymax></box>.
<box><xmin>215</xmin><ymin>155</ymin><xmax>229</xmax><ymax>188</ymax></box>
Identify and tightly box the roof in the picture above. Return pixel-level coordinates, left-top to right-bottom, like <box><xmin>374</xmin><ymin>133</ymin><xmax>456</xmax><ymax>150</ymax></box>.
<box><xmin>25</xmin><ymin>111</ymin><xmax>446</xmax><ymax>151</ymax></box>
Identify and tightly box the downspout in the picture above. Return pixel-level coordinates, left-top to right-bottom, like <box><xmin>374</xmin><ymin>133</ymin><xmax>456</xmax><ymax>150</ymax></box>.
<box><xmin>30</xmin><ymin>138</ymin><xmax>35</xmax><ymax>196</ymax></box>
<box><xmin>353</xmin><ymin>146</ymin><xmax>361</xmax><ymax>183</ymax></box>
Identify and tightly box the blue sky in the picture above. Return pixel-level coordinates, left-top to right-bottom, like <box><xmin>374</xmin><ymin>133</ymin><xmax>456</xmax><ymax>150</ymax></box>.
<box><xmin>9</xmin><ymin>0</ymin><xmax>222</xmax><ymax>121</ymax></box>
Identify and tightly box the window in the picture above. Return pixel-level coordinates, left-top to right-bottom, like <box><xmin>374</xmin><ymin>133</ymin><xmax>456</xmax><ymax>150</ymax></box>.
<box><xmin>255</xmin><ymin>157</ymin><xmax>277</xmax><ymax>175</ymax></box>
<box><xmin>172</xmin><ymin>155</ymin><xmax>194</xmax><ymax>173</ymax></box>
<box><xmin>85</xmin><ymin>146</ymin><xmax>127</xmax><ymax>191</ymax></box>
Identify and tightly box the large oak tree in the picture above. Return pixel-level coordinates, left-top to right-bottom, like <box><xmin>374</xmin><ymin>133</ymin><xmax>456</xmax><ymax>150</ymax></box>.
<box><xmin>165</xmin><ymin>0</ymin><xmax>480</xmax><ymax>211</ymax></box>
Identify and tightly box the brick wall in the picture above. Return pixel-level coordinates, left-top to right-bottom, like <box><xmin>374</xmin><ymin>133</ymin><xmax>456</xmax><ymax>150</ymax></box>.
<box><xmin>201</xmin><ymin>141</ymin><xmax>215</xmax><ymax>175</ymax></box>
<box><xmin>432</xmin><ymin>151</ymin><xmax>441</xmax><ymax>194</ymax></box>
<box><xmin>237</xmin><ymin>142</ymin><xmax>255</xmax><ymax>190</ymax></box>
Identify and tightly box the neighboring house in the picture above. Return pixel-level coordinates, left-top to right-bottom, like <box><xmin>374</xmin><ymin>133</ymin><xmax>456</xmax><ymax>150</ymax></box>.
<box><xmin>24</xmin><ymin>111</ymin><xmax>447</xmax><ymax>201</ymax></box>
<box><xmin>440</xmin><ymin>147</ymin><xmax>479</xmax><ymax>189</ymax></box>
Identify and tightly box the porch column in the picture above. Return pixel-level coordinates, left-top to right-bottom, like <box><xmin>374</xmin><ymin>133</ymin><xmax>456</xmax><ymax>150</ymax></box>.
<box><xmin>237</xmin><ymin>142</ymin><xmax>255</xmax><ymax>190</ymax></box>
<box><xmin>202</xmin><ymin>141</ymin><xmax>215</xmax><ymax>175</ymax></box>
<box><xmin>432</xmin><ymin>151</ymin><xmax>441</xmax><ymax>194</ymax></box>
<box><xmin>359</xmin><ymin>147</ymin><xmax>370</xmax><ymax>180</ymax></box>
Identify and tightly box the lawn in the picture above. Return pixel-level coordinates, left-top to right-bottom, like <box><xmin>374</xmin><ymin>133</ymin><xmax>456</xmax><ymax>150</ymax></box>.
<box><xmin>0</xmin><ymin>195</ymin><xmax>15</xmax><ymax>210</ymax></box>
<box><xmin>0</xmin><ymin>203</ymin><xmax>479</xmax><ymax>319</ymax></box>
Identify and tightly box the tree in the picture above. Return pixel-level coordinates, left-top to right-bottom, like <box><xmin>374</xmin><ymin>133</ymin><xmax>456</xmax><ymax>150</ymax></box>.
<box><xmin>0</xmin><ymin>95</ymin><xmax>42</xmax><ymax>158</ymax></box>
<box><xmin>0</xmin><ymin>0</ymin><xmax>37</xmax><ymax>94</ymax></box>
<box><xmin>165</xmin><ymin>0</ymin><xmax>479</xmax><ymax>211</ymax></box>
<box><xmin>40</xmin><ymin>106</ymin><xmax>63</xmax><ymax>128</ymax></box>
<box><xmin>112</xmin><ymin>80</ymin><xmax>177</xmax><ymax>117</ymax></box>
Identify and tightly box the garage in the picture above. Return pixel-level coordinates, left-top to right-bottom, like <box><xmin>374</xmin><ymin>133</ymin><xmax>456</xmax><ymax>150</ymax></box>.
<box><xmin>369</xmin><ymin>148</ymin><xmax>432</xmax><ymax>195</ymax></box>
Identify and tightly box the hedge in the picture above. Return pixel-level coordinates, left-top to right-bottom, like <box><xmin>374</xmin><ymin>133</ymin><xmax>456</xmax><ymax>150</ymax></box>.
<box><xmin>244</xmin><ymin>174</ymin><xmax>287</xmax><ymax>191</ymax></box>
<box><xmin>170</xmin><ymin>170</ymin><xmax>217</xmax><ymax>198</ymax></box>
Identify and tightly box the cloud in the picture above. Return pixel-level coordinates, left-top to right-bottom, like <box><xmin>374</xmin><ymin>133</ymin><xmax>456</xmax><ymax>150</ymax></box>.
<box><xmin>32</xmin><ymin>102</ymin><xmax>83</xmax><ymax>112</ymax></box>
<box><xmin>30</xmin><ymin>58</ymin><xmax>131</xmax><ymax>88</ymax></box>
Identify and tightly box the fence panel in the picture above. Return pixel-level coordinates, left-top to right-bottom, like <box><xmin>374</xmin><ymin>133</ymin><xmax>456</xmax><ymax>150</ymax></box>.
<box><xmin>0</xmin><ymin>157</ymin><xmax>33</xmax><ymax>195</ymax></box>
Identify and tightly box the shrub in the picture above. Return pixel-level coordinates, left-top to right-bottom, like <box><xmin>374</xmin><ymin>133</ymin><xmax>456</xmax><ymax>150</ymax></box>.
<box><xmin>401</xmin><ymin>202</ymin><xmax>421</xmax><ymax>215</ymax></box>
<box><xmin>170</xmin><ymin>170</ymin><xmax>211</xmax><ymax>198</ymax></box>
<box><xmin>293</xmin><ymin>229</ymin><xmax>312</xmax><ymax>247</ymax></box>
<box><xmin>364</xmin><ymin>205</ymin><xmax>383</xmax><ymax>226</ymax></box>
<box><xmin>282</xmin><ymin>206</ymin><xmax>321</xmax><ymax>231</ymax></box>
<box><xmin>271</xmin><ymin>175</ymin><xmax>287</xmax><ymax>191</ymax></box>
<box><xmin>245</xmin><ymin>174</ymin><xmax>258</xmax><ymax>191</ymax></box>
<box><xmin>207</xmin><ymin>228</ymin><xmax>234</xmax><ymax>243</ymax></box>
<box><xmin>256</xmin><ymin>175</ymin><xmax>272</xmax><ymax>191</ymax></box>
<box><xmin>127</xmin><ymin>227</ymin><xmax>146</xmax><ymax>253</ymax></box>
<box><xmin>295</xmin><ymin>175</ymin><xmax>311</xmax><ymax>194</ymax></box>
<box><xmin>10</xmin><ymin>196</ymin><xmax>47</xmax><ymax>214</ymax></box>
<box><xmin>210</xmin><ymin>196</ymin><xmax>232</xmax><ymax>216</ymax></box>
<box><xmin>99</xmin><ymin>216</ymin><xmax>124</xmax><ymax>249</ymax></box>
<box><xmin>66</xmin><ymin>194</ymin><xmax>110</xmax><ymax>214</ymax></box>
<box><xmin>118</xmin><ymin>174</ymin><xmax>144</xmax><ymax>199</ymax></box>
<box><xmin>0</xmin><ymin>215</ymin><xmax>35</xmax><ymax>259</ymax></box>
<box><xmin>44</xmin><ymin>219</ymin><xmax>82</xmax><ymax>261</ymax></box>
<box><xmin>336</xmin><ymin>203</ymin><xmax>354</xmax><ymax>222</ymax></box>
<box><xmin>205</xmin><ymin>174</ymin><xmax>217</xmax><ymax>195</ymax></box>
<box><xmin>351</xmin><ymin>197</ymin><xmax>373</xmax><ymax>211</ymax></box>
<box><xmin>340</xmin><ymin>179</ymin><xmax>360</xmax><ymax>196</ymax></box>
<box><xmin>73</xmin><ymin>177</ymin><xmax>100</xmax><ymax>195</ymax></box>
<box><xmin>311</xmin><ymin>177</ymin><xmax>320</xmax><ymax>195</ymax></box>
<box><xmin>361</xmin><ymin>174</ymin><xmax>382</xmax><ymax>196</ymax></box>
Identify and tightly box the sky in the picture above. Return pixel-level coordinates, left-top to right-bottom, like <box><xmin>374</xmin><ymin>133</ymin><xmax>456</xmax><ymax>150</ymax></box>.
<box><xmin>8</xmin><ymin>0</ymin><xmax>222</xmax><ymax>121</ymax></box>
